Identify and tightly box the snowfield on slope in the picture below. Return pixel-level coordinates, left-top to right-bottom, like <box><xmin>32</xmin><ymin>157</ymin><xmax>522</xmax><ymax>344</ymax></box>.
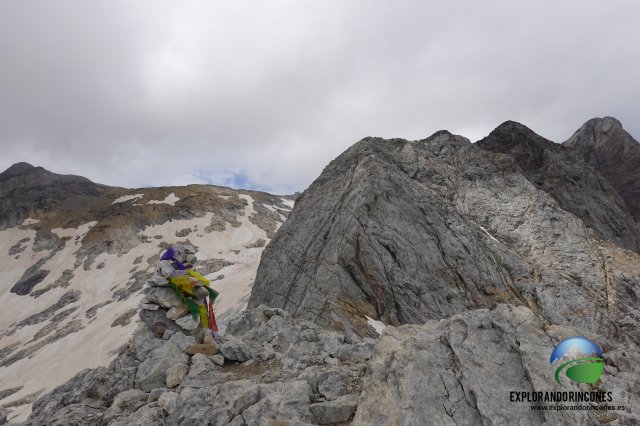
<box><xmin>0</xmin><ymin>194</ymin><xmax>292</xmax><ymax>422</ymax></box>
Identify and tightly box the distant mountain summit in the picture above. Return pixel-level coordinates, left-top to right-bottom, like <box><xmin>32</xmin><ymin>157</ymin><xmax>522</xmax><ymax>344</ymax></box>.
<box><xmin>0</xmin><ymin>162</ymin><xmax>107</xmax><ymax>231</ymax></box>
<box><xmin>564</xmin><ymin>116</ymin><xmax>640</xmax><ymax>221</ymax></box>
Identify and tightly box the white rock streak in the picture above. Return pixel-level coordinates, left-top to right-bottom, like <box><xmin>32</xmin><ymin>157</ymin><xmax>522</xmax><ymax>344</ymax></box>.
<box><xmin>479</xmin><ymin>225</ymin><xmax>498</xmax><ymax>242</ymax></box>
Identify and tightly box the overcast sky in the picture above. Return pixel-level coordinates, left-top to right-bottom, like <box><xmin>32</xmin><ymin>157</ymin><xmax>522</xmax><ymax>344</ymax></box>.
<box><xmin>1</xmin><ymin>1</ymin><xmax>638</xmax><ymax>194</ymax></box>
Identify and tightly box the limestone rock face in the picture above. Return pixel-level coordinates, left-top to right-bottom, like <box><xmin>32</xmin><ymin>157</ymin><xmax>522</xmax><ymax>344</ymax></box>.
<box><xmin>249</xmin><ymin>123</ymin><xmax>640</xmax><ymax>340</ymax></box>
<box><xmin>354</xmin><ymin>304</ymin><xmax>640</xmax><ymax>425</ymax></box>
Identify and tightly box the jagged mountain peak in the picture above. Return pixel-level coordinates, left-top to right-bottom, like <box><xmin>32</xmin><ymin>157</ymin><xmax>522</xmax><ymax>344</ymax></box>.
<box><xmin>478</xmin><ymin>120</ymin><xmax>556</xmax><ymax>154</ymax></box>
<box><xmin>0</xmin><ymin>162</ymin><xmax>93</xmax><ymax>184</ymax></box>
<box><xmin>492</xmin><ymin>119</ymin><xmax>537</xmax><ymax>133</ymax></box>
<box><xmin>0</xmin><ymin>162</ymin><xmax>38</xmax><ymax>178</ymax></box>
<box><xmin>564</xmin><ymin>116</ymin><xmax>640</xmax><ymax>220</ymax></box>
<box><xmin>416</xmin><ymin>129</ymin><xmax>470</xmax><ymax>146</ymax></box>
<box><xmin>565</xmin><ymin>116</ymin><xmax>637</xmax><ymax>154</ymax></box>
<box><xmin>570</xmin><ymin>116</ymin><xmax>624</xmax><ymax>140</ymax></box>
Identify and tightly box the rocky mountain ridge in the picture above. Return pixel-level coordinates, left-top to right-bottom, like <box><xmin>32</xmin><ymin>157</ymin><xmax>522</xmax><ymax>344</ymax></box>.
<box><xmin>4</xmin><ymin>116</ymin><xmax>640</xmax><ymax>425</ymax></box>
<box><xmin>250</xmin><ymin>117</ymin><xmax>640</xmax><ymax>338</ymax></box>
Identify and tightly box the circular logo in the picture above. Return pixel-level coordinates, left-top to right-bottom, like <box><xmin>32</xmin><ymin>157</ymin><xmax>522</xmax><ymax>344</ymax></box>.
<box><xmin>549</xmin><ymin>336</ymin><xmax>604</xmax><ymax>387</ymax></box>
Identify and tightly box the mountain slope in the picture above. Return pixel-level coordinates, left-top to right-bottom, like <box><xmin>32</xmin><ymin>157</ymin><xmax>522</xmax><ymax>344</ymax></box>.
<box><xmin>0</xmin><ymin>164</ymin><xmax>293</xmax><ymax>422</ymax></box>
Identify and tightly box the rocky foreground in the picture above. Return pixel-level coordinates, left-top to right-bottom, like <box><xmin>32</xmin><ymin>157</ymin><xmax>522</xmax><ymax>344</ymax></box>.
<box><xmin>24</xmin><ymin>284</ymin><xmax>376</xmax><ymax>425</ymax></box>
<box><xmin>22</xmin><ymin>296</ymin><xmax>640</xmax><ymax>425</ymax></box>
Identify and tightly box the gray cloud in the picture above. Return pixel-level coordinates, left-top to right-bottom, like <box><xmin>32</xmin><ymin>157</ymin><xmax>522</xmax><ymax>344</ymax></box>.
<box><xmin>1</xmin><ymin>0</ymin><xmax>639</xmax><ymax>194</ymax></box>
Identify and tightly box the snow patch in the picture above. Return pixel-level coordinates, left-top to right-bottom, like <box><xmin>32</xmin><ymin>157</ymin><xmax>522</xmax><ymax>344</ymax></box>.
<box><xmin>281</xmin><ymin>198</ymin><xmax>295</xmax><ymax>209</ymax></box>
<box><xmin>21</xmin><ymin>218</ymin><xmax>40</xmax><ymax>226</ymax></box>
<box><xmin>112</xmin><ymin>194</ymin><xmax>144</xmax><ymax>204</ymax></box>
<box><xmin>479</xmin><ymin>226</ymin><xmax>498</xmax><ymax>242</ymax></box>
<box><xmin>51</xmin><ymin>221</ymin><xmax>97</xmax><ymax>239</ymax></box>
<box><xmin>147</xmin><ymin>192</ymin><xmax>180</xmax><ymax>206</ymax></box>
<box><xmin>366</xmin><ymin>316</ymin><xmax>387</xmax><ymax>335</ymax></box>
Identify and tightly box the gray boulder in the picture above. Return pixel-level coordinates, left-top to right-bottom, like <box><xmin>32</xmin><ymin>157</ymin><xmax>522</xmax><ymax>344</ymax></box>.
<box><xmin>175</xmin><ymin>314</ymin><xmax>199</xmax><ymax>331</ymax></box>
<box><xmin>165</xmin><ymin>364</ymin><xmax>188</xmax><ymax>388</ymax></box>
<box><xmin>142</xmin><ymin>286</ymin><xmax>181</xmax><ymax>309</ymax></box>
<box><xmin>310</xmin><ymin>394</ymin><xmax>359</xmax><ymax>424</ymax></box>
<box><xmin>157</xmin><ymin>391</ymin><xmax>179</xmax><ymax>414</ymax></box>
<box><xmin>188</xmin><ymin>353</ymin><xmax>215</xmax><ymax>376</ymax></box>
<box><xmin>219</xmin><ymin>337</ymin><xmax>253</xmax><ymax>362</ymax></box>
<box><xmin>103</xmin><ymin>389</ymin><xmax>148</xmax><ymax>423</ymax></box>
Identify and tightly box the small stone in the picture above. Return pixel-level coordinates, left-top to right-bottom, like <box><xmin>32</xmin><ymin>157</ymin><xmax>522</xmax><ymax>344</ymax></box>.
<box><xmin>219</xmin><ymin>337</ymin><xmax>252</xmax><ymax>362</ymax></box>
<box><xmin>309</xmin><ymin>394</ymin><xmax>359</xmax><ymax>424</ymax></box>
<box><xmin>140</xmin><ymin>302</ymin><xmax>159</xmax><ymax>311</ymax></box>
<box><xmin>168</xmin><ymin>331</ymin><xmax>196</xmax><ymax>352</ymax></box>
<box><xmin>135</xmin><ymin>332</ymin><xmax>193</xmax><ymax>392</ymax></box>
<box><xmin>166</xmin><ymin>364</ymin><xmax>189</xmax><ymax>388</ymax></box>
<box><xmin>263</xmin><ymin>307</ymin><xmax>286</xmax><ymax>318</ymax></box>
<box><xmin>242</xmin><ymin>359</ymin><xmax>256</xmax><ymax>368</ymax></box>
<box><xmin>153</xmin><ymin>322</ymin><xmax>167</xmax><ymax>338</ymax></box>
<box><xmin>261</xmin><ymin>345</ymin><xmax>276</xmax><ymax>361</ymax></box>
<box><xmin>147</xmin><ymin>388</ymin><xmax>168</xmax><ymax>403</ymax></box>
<box><xmin>158</xmin><ymin>392</ymin><xmax>179</xmax><ymax>414</ymax></box>
<box><xmin>209</xmin><ymin>354</ymin><xmax>224</xmax><ymax>366</ymax></box>
<box><xmin>162</xmin><ymin>329</ymin><xmax>176</xmax><ymax>340</ymax></box>
<box><xmin>301</xmin><ymin>329</ymin><xmax>318</xmax><ymax>342</ymax></box>
<box><xmin>103</xmin><ymin>389</ymin><xmax>148</xmax><ymax>423</ymax></box>
<box><xmin>166</xmin><ymin>304</ymin><xmax>190</xmax><ymax>321</ymax></box>
<box><xmin>147</xmin><ymin>275</ymin><xmax>170</xmax><ymax>287</ymax></box>
<box><xmin>179</xmin><ymin>387</ymin><xmax>197</xmax><ymax>401</ymax></box>
<box><xmin>325</xmin><ymin>356</ymin><xmax>339</xmax><ymax>366</ymax></box>
<box><xmin>176</xmin><ymin>315</ymin><xmax>199</xmax><ymax>331</ymax></box>
<box><xmin>318</xmin><ymin>371</ymin><xmax>350</xmax><ymax>401</ymax></box>
<box><xmin>189</xmin><ymin>353</ymin><xmax>215</xmax><ymax>375</ymax></box>
<box><xmin>202</xmin><ymin>330</ymin><xmax>215</xmax><ymax>346</ymax></box>
<box><xmin>144</xmin><ymin>286</ymin><xmax>181</xmax><ymax>308</ymax></box>
<box><xmin>186</xmin><ymin>343</ymin><xmax>219</xmax><ymax>356</ymax></box>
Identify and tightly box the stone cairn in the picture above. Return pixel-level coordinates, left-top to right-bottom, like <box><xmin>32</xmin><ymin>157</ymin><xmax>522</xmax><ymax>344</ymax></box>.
<box><xmin>137</xmin><ymin>278</ymin><xmax>243</xmax><ymax>392</ymax></box>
